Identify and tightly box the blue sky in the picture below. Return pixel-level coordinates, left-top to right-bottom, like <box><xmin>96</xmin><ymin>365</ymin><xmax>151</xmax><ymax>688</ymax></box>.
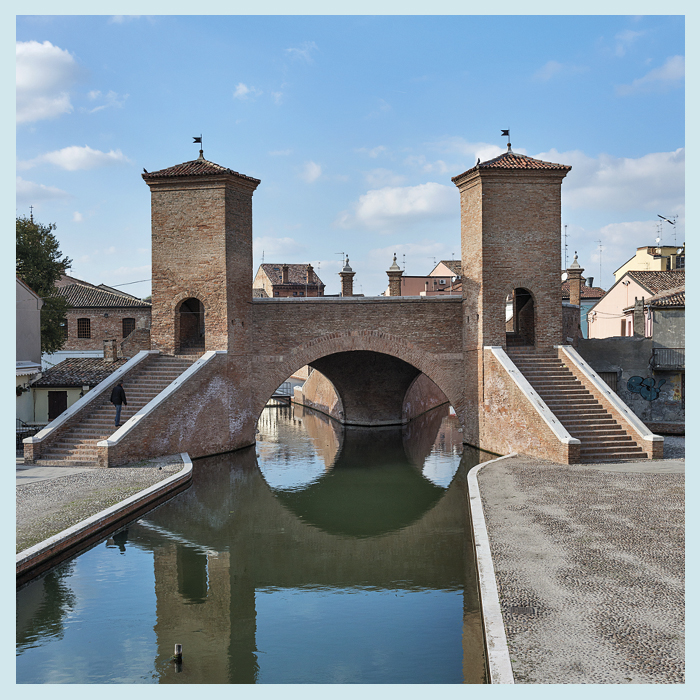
<box><xmin>16</xmin><ymin>13</ymin><xmax>685</xmax><ymax>298</ymax></box>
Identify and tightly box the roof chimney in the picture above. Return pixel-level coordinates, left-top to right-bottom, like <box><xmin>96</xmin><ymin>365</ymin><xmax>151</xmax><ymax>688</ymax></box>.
<box><xmin>306</xmin><ymin>264</ymin><xmax>314</xmax><ymax>284</ymax></box>
<box><xmin>282</xmin><ymin>264</ymin><xmax>289</xmax><ymax>284</ymax></box>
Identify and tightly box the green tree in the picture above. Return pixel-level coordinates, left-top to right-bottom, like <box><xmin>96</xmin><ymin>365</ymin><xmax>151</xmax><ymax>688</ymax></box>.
<box><xmin>16</xmin><ymin>215</ymin><xmax>72</xmax><ymax>354</ymax></box>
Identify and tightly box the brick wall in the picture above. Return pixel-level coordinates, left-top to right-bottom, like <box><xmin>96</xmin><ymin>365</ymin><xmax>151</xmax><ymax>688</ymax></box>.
<box><xmin>101</xmin><ymin>354</ymin><xmax>256</xmax><ymax>466</ymax></box>
<box><xmin>479</xmin><ymin>350</ymin><xmax>577</xmax><ymax>463</ymax></box>
<box><xmin>249</xmin><ymin>298</ymin><xmax>465</xmax><ymax>426</ymax></box>
<box><xmin>63</xmin><ymin>307</ymin><xmax>151</xmax><ymax>352</ymax></box>
<box><xmin>457</xmin><ymin>170</ymin><xmax>567</xmax><ymax>351</ymax></box>
<box><xmin>146</xmin><ymin>174</ymin><xmax>257</xmax><ymax>355</ymax></box>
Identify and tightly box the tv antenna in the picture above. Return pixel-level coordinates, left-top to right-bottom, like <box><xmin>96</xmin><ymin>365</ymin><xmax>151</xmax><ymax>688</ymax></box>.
<box><xmin>595</xmin><ymin>239</ymin><xmax>603</xmax><ymax>286</ymax></box>
<box><xmin>658</xmin><ymin>214</ymin><xmax>678</xmax><ymax>245</ymax></box>
<box><xmin>563</xmin><ymin>224</ymin><xmax>569</xmax><ymax>269</ymax></box>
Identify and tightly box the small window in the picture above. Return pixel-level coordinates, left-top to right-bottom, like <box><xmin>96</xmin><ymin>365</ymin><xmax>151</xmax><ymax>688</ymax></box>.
<box><xmin>299</xmin><ymin>291</ymin><xmax>304</xmax><ymax>296</ymax></box>
<box><xmin>292</xmin><ymin>292</ymin><xmax>297</xmax><ymax>297</ymax></box>
<box><xmin>77</xmin><ymin>318</ymin><xmax>91</xmax><ymax>339</ymax></box>
<box><xmin>122</xmin><ymin>318</ymin><xmax>136</xmax><ymax>338</ymax></box>
<box><xmin>274</xmin><ymin>291</ymin><xmax>280</xmax><ymax>296</ymax></box>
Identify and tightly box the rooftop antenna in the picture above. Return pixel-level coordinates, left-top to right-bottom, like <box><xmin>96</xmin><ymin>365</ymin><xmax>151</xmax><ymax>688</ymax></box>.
<box><xmin>402</xmin><ymin>253</ymin><xmax>406</xmax><ymax>270</ymax></box>
<box><xmin>29</xmin><ymin>204</ymin><xmax>34</xmax><ymax>223</ymax></box>
<box><xmin>501</xmin><ymin>129</ymin><xmax>511</xmax><ymax>153</ymax></box>
<box><xmin>596</xmin><ymin>239</ymin><xmax>603</xmax><ymax>285</ymax></box>
<box><xmin>335</xmin><ymin>252</ymin><xmax>345</xmax><ymax>268</ymax></box>
<box><xmin>563</xmin><ymin>224</ymin><xmax>569</xmax><ymax>269</ymax></box>
<box><xmin>261</xmin><ymin>249</ymin><xmax>264</xmax><ymax>264</ymax></box>
<box><xmin>658</xmin><ymin>214</ymin><xmax>678</xmax><ymax>245</ymax></box>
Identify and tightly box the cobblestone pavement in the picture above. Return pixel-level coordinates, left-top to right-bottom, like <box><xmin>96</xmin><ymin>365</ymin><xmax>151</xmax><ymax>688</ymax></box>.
<box><xmin>16</xmin><ymin>454</ymin><xmax>184</xmax><ymax>554</ymax></box>
<box><xmin>477</xmin><ymin>445</ymin><xmax>684</xmax><ymax>684</ymax></box>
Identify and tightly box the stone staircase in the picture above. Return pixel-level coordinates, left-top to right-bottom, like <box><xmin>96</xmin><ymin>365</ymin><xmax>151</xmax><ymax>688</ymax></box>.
<box><xmin>508</xmin><ymin>350</ymin><xmax>647</xmax><ymax>463</ymax></box>
<box><xmin>34</xmin><ymin>355</ymin><xmax>194</xmax><ymax>466</ymax></box>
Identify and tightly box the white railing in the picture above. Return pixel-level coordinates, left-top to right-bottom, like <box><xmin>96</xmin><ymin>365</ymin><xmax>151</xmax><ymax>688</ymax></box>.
<box><xmin>24</xmin><ymin>350</ymin><xmax>159</xmax><ymax>448</ymax></box>
<box><xmin>556</xmin><ymin>345</ymin><xmax>662</xmax><ymax>444</ymax></box>
<box><xmin>97</xmin><ymin>351</ymin><xmax>225</xmax><ymax>449</ymax></box>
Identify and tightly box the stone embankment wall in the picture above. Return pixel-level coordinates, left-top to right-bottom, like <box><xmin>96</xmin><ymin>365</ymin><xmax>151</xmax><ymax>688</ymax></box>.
<box><xmin>294</xmin><ymin>368</ymin><xmax>450</xmax><ymax>424</ymax></box>
<box><xmin>577</xmin><ymin>337</ymin><xmax>684</xmax><ymax>432</ymax></box>
<box><xmin>293</xmin><ymin>369</ymin><xmax>343</xmax><ymax>420</ymax></box>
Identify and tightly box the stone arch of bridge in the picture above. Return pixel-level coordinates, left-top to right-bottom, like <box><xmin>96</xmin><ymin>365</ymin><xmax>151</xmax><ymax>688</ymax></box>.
<box><xmin>253</xmin><ymin>330</ymin><xmax>464</xmax><ymax>429</ymax></box>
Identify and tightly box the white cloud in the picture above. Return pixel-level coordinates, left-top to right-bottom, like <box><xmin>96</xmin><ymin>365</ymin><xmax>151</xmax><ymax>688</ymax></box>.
<box><xmin>271</xmin><ymin>91</ymin><xmax>283</xmax><ymax>104</ymax></box>
<box><xmin>536</xmin><ymin>147</ymin><xmax>684</xmax><ymax>214</ymax></box>
<box><xmin>616</xmin><ymin>55</ymin><xmax>684</xmax><ymax>95</ymax></box>
<box><xmin>285</xmin><ymin>41</ymin><xmax>318</xmax><ymax>63</ymax></box>
<box><xmin>233</xmin><ymin>83</ymin><xmax>262</xmax><ymax>100</ymax></box>
<box><xmin>356</xmin><ymin>145</ymin><xmax>387</xmax><ymax>158</ymax></box>
<box><xmin>16</xmin><ymin>40</ymin><xmax>81</xmax><ymax>123</ymax></box>
<box><xmin>532</xmin><ymin>60</ymin><xmax>587</xmax><ymax>82</ymax></box>
<box><xmin>533</xmin><ymin>60</ymin><xmax>564</xmax><ymax>81</ymax></box>
<box><xmin>337</xmin><ymin>182</ymin><xmax>458</xmax><ymax>232</ymax></box>
<box><xmin>253</xmin><ymin>236</ymin><xmax>307</xmax><ymax>260</ymax></box>
<box><xmin>19</xmin><ymin>145</ymin><xmax>130</xmax><ymax>171</ymax></box>
<box><xmin>365</xmin><ymin>168</ymin><xmax>406</xmax><ymax>188</ymax></box>
<box><xmin>300</xmin><ymin>161</ymin><xmax>322</xmax><ymax>183</ymax></box>
<box><xmin>430</xmin><ymin>137</ymin><xmax>504</xmax><ymax>165</ymax></box>
<box><xmin>16</xmin><ymin>176</ymin><xmax>70</xmax><ymax>203</ymax></box>
<box><xmin>403</xmin><ymin>155</ymin><xmax>454</xmax><ymax>174</ymax></box>
<box><xmin>367</xmin><ymin>98</ymin><xmax>392</xmax><ymax>118</ymax></box>
<box><xmin>86</xmin><ymin>89</ymin><xmax>128</xmax><ymax>113</ymax></box>
<box><xmin>72</xmin><ymin>211</ymin><xmax>83</xmax><ymax>223</ymax></box>
<box><xmin>614</xmin><ymin>29</ymin><xmax>645</xmax><ymax>57</ymax></box>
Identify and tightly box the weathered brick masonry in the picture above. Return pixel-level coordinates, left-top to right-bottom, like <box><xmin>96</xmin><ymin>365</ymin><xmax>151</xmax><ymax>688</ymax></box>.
<box><xmin>30</xmin><ymin>146</ymin><xmax>662</xmax><ymax>467</ymax></box>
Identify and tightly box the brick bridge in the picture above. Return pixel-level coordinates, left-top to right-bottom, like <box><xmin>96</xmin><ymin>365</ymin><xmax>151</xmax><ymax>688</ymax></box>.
<box><xmin>25</xmin><ymin>147</ymin><xmax>663</xmax><ymax>466</ymax></box>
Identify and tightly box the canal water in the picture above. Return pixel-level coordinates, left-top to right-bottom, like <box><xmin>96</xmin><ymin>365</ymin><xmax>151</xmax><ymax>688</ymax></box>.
<box><xmin>17</xmin><ymin>405</ymin><xmax>489</xmax><ymax>684</ymax></box>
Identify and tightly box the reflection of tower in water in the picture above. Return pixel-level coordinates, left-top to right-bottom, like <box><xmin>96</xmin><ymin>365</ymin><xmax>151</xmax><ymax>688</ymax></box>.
<box><xmin>139</xmin><ymin>408</ymin><xmax>489</xmax><ymax>683</ymax></box>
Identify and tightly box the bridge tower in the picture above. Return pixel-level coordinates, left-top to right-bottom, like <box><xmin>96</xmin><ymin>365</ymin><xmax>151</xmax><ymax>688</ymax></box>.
<box><xmin>452</xmin><ymin>146</ymin><xmax>571</xmax><ymax>443</ymax></box>
<box><xmin>143</xmin><ymin>150</ymin><xmax>260</xmax><ymax>355</ymax></box>
<box><xmin>452</xmin><ymin>147</ymin><xmax>571</xmax><ymax>350</ymax></box>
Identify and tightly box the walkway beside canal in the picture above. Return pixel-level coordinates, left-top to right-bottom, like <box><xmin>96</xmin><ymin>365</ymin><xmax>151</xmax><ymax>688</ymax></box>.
<box><xmin>16</xmin><ymin>454</ymin><xmax>185</xmax><ymax>554</ymax></box>
<box><xmin>477</xmin><ymin>444</ymin><xmax>685</xmax><ymax>684</ymax></box>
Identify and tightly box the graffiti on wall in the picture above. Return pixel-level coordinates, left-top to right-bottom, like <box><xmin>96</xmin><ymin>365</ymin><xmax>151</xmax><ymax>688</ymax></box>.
<box><xmin>627</xmin><ymin>376</ymin><xmax>666</xmax><ymax>401</ymax></box>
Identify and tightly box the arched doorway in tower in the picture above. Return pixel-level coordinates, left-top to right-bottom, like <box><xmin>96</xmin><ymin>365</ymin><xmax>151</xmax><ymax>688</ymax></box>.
<box><xmin>506</xmin><ymin>288</ymin><xmax>535</xmax><ymax>348</ymax></box>
<box><xmin>176</xmin><ymin>297</ymin><xmax>205</xmax><ymax>353</ymax></box>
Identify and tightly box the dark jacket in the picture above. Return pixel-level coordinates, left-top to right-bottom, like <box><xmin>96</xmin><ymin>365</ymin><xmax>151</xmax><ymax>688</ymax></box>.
<box><xmin>110</xmin><ymin>385</ymin><xmax>127</xmax><ymax>406</ymax></box>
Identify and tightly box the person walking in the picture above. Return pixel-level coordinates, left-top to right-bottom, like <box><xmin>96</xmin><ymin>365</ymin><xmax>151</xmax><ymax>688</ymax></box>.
<box><xmin>110</xmin><ymin>380</ymin><xmax>127</xmax><ymax>427</ymax></box>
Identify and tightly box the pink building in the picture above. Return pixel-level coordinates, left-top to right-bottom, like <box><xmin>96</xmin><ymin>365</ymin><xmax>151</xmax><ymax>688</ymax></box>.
<box><xmin>587</xmin><ymin>270</ymin><xmax>684</xmax><ymax>338</ymax></box>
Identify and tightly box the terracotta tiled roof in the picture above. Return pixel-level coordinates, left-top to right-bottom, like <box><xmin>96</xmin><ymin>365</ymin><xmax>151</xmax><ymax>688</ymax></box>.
<box><xmin>55</xmin><ymin>281</ymin><xmax>151</xmax><ymax>308</ymax></box>
<box><xmin>452</xmin><ymin>151</ymin><xmax>572</xmax><ymax>182</ymax></box>
<box><xmin>143</xmin><ymin>154</ymin><xmax>261</xmax><ymax>184</ymax></box>
<box><xmin>625</xmin><ymin>270</ymin><xmax>685</xmax><ymax>294</ymax></box>
<box><xmin>260</xmin><ymin>264</ymin><xmax>325</xmax><ymax>287</ymax></box>
<box><xmin>647</xmin><ymin>286</ymin><xmax>685</xmax><ymax>308</ymax></box>
<box><xmin>561</xmin><ymin>280</ymin><xmax>606</xmax><ymax>300</ymax></box>
<box><xmin>252</xmin><ymin>287</ymin><xmax>269</xmax><ymax>298</ymax></box>
<box><xmin>437</xmin><ymin>260</ymin><xmax>462</xmax><ymax>276</ymax></box>
<box><xmin>33</xmin><ymin>358</ymin><xmax>128</xmax><ymax>387</ymax></box>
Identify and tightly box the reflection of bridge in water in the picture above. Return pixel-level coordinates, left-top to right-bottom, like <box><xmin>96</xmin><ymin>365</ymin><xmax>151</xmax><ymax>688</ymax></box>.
<box><xmin>121</xmin><ymin>406</ymin><xmax>489</xmax><ymax>683</ymax></box>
